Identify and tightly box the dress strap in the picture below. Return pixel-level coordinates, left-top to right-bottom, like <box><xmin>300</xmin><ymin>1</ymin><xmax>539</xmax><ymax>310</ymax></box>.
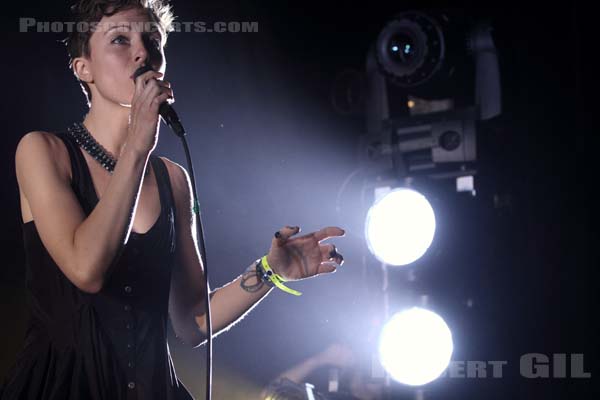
<box><xmin>149</xmin><ymin>156</ymin><xmax>177</xmax><ymax>252</ymax></box>
<box><xmin>51</xmin><ymin>131</ymin><xmax>97</xmax><ymax>215</ymax></box>
<box><xmin>150</xmin><ymin>155</ymin><xmax>175</xmax><ymax>216</ymax></box>
<box><xmin>150</xmin><ymin>156</ymin><xmax>176</xmax><ymax>213</ymax></box>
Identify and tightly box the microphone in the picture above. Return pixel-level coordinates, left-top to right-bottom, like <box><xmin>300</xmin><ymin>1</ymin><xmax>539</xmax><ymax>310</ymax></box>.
<box><xmin>132</xmin><ymin>65</ymin><xmax>186</xmax><ymax>137</ymax></box>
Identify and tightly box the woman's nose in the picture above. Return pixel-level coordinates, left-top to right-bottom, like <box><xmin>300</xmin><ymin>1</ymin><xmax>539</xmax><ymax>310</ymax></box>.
<box><xmin>134</xmin><ymin>36</ymin><xmax>162</xmax><ymax>69</ymax></box>
<box><xmin>133</xmin><ymin>43</ymin><xmax>149</xmax><ymax>64</ymax></box>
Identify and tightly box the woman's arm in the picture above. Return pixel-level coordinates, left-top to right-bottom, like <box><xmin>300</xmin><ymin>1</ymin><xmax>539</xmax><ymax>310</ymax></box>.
<box><xmin>16</xmin><ymin>131</ymin><xmax>150</xmax><ymax>293</ymax></box>
<box><xmin>15</xmin><ymin>71</ymin><xmax>171</xmax><ymax>294</ymax></box>
<box><xmin>163</xmin><ymin>157</ymin><xmax>345</xmax><ymax>347</ymax></box>
<box><xmin>195</xmin><ymin>264</ymin><xmax>274</xmax><ymax>339</ymax></box>
<box><xmin>164</xmin><ymin>157</ymin><xmax>273</xmax><ymax>347</ymax></box>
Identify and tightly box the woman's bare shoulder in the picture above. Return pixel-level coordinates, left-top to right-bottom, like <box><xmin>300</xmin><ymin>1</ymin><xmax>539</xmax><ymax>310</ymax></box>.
<box><xmin>15</xmin><ymin>130</ymin><xmax>71</xmax><ymax>180</ymax></box>
<box><xmin>157</xmin><ymin>156</ymin><xmax>193</xmax><ymax>209</ymax></box>
<box><xmin>158</xmin><ymin>156</ymin><xmax>189</xmax><ymax>188</ymax></box>
<box><xmin>15</xmin><ymin>131</ymin><xmax>74</xmax><ymax>225</ymax></box>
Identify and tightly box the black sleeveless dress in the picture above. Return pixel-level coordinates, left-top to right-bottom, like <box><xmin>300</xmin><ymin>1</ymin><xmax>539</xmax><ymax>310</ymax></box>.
<box><xmin>0</xmin><ymin>131</ymin><xmax>195</xmax><ymax>399</ymax></box>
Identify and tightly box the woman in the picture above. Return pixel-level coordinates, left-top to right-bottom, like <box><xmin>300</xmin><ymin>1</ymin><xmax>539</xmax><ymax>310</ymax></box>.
<box><xmin>1</xmin><ymin>1</ymin><xmax>345</xmax><ymax>398</ymax></box>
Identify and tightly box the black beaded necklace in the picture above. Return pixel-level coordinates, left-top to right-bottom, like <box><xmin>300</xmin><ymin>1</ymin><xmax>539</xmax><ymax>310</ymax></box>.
<box><xmin>67</xmin><ymin>121</ymin><xmax>149</xmax><ymax>177</ymax></box>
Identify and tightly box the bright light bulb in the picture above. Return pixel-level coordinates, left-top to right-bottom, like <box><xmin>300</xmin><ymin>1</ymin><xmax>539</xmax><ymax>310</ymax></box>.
<box><xmin>365</xmin><ymin>188</ymin><xmax>436</xmax><ymax>266</ymax></box>
<box><xmin>378</xmin><ymin>308</ymin><xmax>453</xmax><ymax>386</ymax></box>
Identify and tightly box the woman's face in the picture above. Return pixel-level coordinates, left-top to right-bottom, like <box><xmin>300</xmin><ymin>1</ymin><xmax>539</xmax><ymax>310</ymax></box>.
<box><xmin>86</xmin><ymin>7</ymin><xmax>166</xmax><ymax>106</ymax></box>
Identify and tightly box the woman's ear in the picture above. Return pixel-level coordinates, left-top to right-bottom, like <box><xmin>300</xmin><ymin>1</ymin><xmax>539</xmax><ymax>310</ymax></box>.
<box><xmin>73</xmin><ymin>57</ymin><xmax>93</xmax><ymax>84</ymax></box>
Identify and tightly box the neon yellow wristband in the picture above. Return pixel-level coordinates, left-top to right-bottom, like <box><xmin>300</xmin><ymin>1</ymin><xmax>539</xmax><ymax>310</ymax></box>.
<box><xmin>261</xmin><ymin>256</ymin><xmax>302</xmax><ymax>296</ymax></box>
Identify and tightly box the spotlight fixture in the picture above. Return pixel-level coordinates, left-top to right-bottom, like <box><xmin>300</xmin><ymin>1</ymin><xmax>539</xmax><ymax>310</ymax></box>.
<box><xmin>362</xmin><ymin>9</ymin><xmax>501</xmax><ymax>182</ymax></box>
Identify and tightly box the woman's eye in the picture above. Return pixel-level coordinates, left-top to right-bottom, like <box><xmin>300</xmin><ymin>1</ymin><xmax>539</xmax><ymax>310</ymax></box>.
<box><xmin>111</xmin><ymin>35</ymin><xmax>161</xmax><ymax>49</ymax></box>
<box><xmin>111</xmin><ymin>35</ymin><xmax>128</xmax><ymax>45</ymax></box>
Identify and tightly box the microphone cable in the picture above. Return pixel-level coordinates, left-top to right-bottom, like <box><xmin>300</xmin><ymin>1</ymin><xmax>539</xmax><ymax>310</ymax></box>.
<box><xmin>132</xmin><ymin>65</ymin><xmax>213</xmax><ymax>400</ymax></box>
<box><xmin>179</xmin><ymin>133</ymin><xmax>212</xmax><ymax>400</ymax></box>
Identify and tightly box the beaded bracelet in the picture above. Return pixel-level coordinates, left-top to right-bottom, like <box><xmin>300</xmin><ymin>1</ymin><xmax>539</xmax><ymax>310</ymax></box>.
<box><xmin>257</xmin><ymin>255</ymin><xmax>302</xmax><ymax>296</ymax></box>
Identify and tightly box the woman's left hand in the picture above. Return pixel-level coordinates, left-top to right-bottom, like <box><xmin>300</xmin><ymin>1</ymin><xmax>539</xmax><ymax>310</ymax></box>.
<box><xmin>266</xmin><ymin>225</ymin><xmax>345</xmax><ymax>281</ymax></box>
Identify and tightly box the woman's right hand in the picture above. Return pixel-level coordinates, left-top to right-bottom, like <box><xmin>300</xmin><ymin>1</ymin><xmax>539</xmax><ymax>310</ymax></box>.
<box><xmin>126</xmin><ymin>69</ymin><xmax>174</xmax><ymax>155</ymax></box>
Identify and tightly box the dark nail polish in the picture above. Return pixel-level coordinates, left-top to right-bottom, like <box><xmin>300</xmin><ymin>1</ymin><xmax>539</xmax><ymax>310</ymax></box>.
<box><xmin>275</xmin><ymin>231</ymin><xmax>282</xmax><ymax>239</ymax></box>
<box><xmin>329</xmin><ymin>244</ymin><xmax>338</xmax><ymax>258</ymax></box>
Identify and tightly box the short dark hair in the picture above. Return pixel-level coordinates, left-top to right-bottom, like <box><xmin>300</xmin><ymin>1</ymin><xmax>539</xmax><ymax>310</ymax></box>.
<box><xmin>62</xmin><ymin>0</ymin><xmax>175</xmax><ymax>106</ymax></box>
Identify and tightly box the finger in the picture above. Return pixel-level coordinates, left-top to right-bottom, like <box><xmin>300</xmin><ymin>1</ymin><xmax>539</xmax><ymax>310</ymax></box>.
<box><xmin>144</xmin><ymin>77</ymin><xmax>172</xmax><ymax>93</ymax></box>
<box><xmin>317</xmin><ymin>261</ymin><xmax>337</xmax><ymax>274</ymax></box>
<box><xmin>140</xmin><ymin>81</ymin><xmax>162</xmax><ymax>109</ymax></box>
<box><xmin>149</xmin><ymin>78</ymin><xmax>171</xmax><ymax>89</ymax></box>
<box><xmin>157</xmin><ymin>82</ymin><xmax>172</xmax><ymax>94</ymax></box>
<box><xmin>133</xmin><ymin>71</ymin><xmax>163</xmax><ymax>100</ymax></box>
<box><xmin>142</xmin><ymin>76</ymin><xmax>168</xmax><ymax>91</ymax></box>
<box><xmin>132</xmin><ymin>69</ymin><xmax>163</xmax><ymax>83</ymax></box>
<box><xmin>273</xmin><ymin>225</ymin><xmax>301</xmax><ymax>245</ymax></box>
<box><xmin>142</xmin><ymin>81</ymin><xmax>173</xmax><ymax>109</ymax></box>
<box><xmin>320</xmin><ymin>244</ymin><xmax>344</xmax><ymax>266</ymax></box>
<box><xmin>133</xmin><ymin>71</ymin><xmax>163</xmax><ymax>94</ymax></box>
<box><xmin>320</xmin><ymin>243</ymin><xmax>338</xmax><ymax>260</ymax></box>
<box><xmin>313</xmin><ymin>226</ymin><xmax>345</xmax><ymax>243</ymax></box>
<box><xmin>151</xmin><ymin>91</ymin><xmax>173</xmax><ymax>110</ymax></box>
<box><xmin>147</xmin><ymin>83</ymin><xmax>173</xmax><ymax>100</ymax></box>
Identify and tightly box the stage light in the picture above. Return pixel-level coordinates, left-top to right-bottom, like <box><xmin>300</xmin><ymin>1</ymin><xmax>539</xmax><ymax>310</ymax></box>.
<box><xmin>365</xmin><ymin>188</ymin><xmax>435</xmax><ymax>266</ymax></box>
<box><xmin>378</xmin><ymin>307</ymin><xmax>453</xmax><ymax>386</ymax></box>
<box><xmin>375</xmin><ymin>11</ymin><xmax>444</xmax><ymax>88</ymax></box>
<box><xmin>362</xmin><ymin>10</ymin><xmax>501</xmax><ymax>183</ymax></box>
